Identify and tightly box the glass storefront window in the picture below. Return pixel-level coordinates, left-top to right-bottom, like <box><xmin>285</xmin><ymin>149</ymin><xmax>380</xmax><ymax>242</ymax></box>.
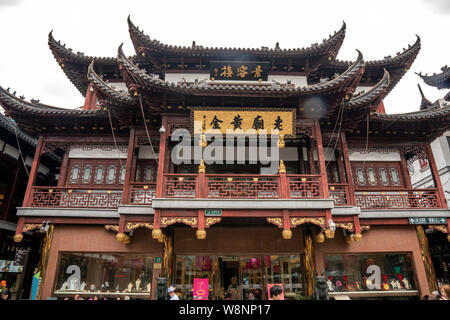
<box><xmin>174</xmin><ymin>255</ymin><xmax>303</xmax><ymax>300</ymax></box>
<box><xmin>264</xmin><ymin>255</ymin><xmax>302</xmax><ymax>299</ymax></box>
<box><xmin>324</xmin><ymin>254</ymin><xmax>416</xmax><ymax>292</ymax></box>
<box><xmin>54</xmin><ymin>253</ymin><xmax>153</xmax><ymax>299</ymax></box>
<box><xmin>175</xmin><ymin>255</ymin><xmax>214</xmax><ymax>300</ymax></box>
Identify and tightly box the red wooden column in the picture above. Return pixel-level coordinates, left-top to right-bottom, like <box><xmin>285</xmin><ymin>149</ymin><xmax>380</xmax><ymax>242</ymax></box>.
<box><xmin>400</xmin><ymin>152</ymin><xmax>412</xmax><ymax>189</ymax></box>
<box><xmin>425</xmin><ymin>143</ymin><xmax>447</xmax><ymax>208</ymax></box>
<box><xmin>153</xmin><ymin>116</ymin><xmax>169</xmax><ymax>239</ymax></box>
<box><xmin>22</xmin><ymin>136</ymin><xmax>44</xmax><ymax>207</ymax></box>
<box><xmin>122</xmin><ymin>127</ymin><xmax>136</xmax><ymax>204</ymax></box>
<box><xmin>313</xmin><ymin>120</ymin><xmax>329</xmax><ymax>199</ymax></box>
<box><xmin>314</xmin><ymin>121</ymin><xmax>333</xmax><ymax>234</ymax></box>
<box><xmin>83</xmin><ymin>83</ymin><xmax>94</xmax><ymax>111</ymax></box>
<box><xmin>57</xmin><ymin>151</ymin><xmax>70</xmax><ymax>187</ymax></box>
<box><xmin>339</xmin><ymin>132</ymin><xmax>356</xmax><ymax>206</ymax></box>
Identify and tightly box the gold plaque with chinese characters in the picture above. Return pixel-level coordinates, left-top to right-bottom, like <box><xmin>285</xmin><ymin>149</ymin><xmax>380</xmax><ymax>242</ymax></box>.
<box><xmin>191</xmin><ymin>107</ymin><xmax>296</xmax><ymax>136</ymax></box>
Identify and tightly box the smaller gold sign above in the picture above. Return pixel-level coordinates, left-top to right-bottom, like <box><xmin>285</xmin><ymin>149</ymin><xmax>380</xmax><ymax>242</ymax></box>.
<box><xmin>192</xmin><ymin>108</ymin><xmax>295</xmax><ymax>136</ymax></box>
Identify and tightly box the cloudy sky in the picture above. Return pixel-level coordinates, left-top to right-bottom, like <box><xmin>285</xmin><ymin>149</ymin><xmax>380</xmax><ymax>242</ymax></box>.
<box><xmin>0</xmin><ymin>0</ymin><xmax>448</xmax><ymax>114</ymax></box>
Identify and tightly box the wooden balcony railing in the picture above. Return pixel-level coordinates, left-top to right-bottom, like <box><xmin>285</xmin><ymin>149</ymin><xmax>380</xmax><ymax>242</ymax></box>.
<box><xmin>162</xmin><ymin>174</ymin><xmax>198</xmax><ymax>198</ymax></box>
<box><xmin>287</xmin><ymin>175</ymin><xmax>323</xmax><ymax>198</ymax></box>
<box><xmin>29</xmin><ymin>186</ymin><xmax>123</xmax><ymax>209</ymax></box>
<box><xmin>328</xmin><ymin>183</ymin><xmax>350</xmax><ymax>206</ymax></box>
<box><xmin>355</xmin><ymin>189</ymin><xmax>442</xmax><ymax>210</ymax></box>
<box><xmin>129</xmin><ymin>183</ymin><xmax>157</xmax><ymax>205</ymax></box>
<box><xmin>207</xmin><ymin>174</ymin><xmax>280</xmax><ymax>199</ymax></box>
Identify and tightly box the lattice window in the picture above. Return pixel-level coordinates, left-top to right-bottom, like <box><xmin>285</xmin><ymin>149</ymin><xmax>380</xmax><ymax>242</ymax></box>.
<box><xmin>81</xmin><ymin>165</ymin><xmax>93</xmax><ymax>184</ymax></box>
<box><xmin>390</xmin><ymin>168</ymin><xmax>401</xmax><ymax>186</ymax></box>
<box><xmin>135</xmin><ymin>160</ymin><xmax>157</xmax><ymax>183</ymax></box>
<box><xmin>106</xmin><ymin>165</ymin><xmax>117</xmax><ymax>184</ymax></box>
<box><xmin>352</xmin><ymin>162</ymin><xmax>404</xmax><ymax>189</ymax></box>
<box><xmin>67</xmin><ymin>160</ymin><xmax>124</xmax><ymax>186</ymax></box>
<box><xmin>367</xmin><ymin>168</ymin><xmax>377</xmax><ymax>186</ymax></box>
<box><xmin>119</xmin><ymin>165</ymin><xmax>126</xmax><ymax>184</ymax></box>
<box><xmin>355</xmin><ymin>168</ymin><xmax>366</xmax><ymax>186</ymax></box>
<box><xmin>379</xmin><ymin>168</ymin><xmax>389</xmax><ymax>186</ymax></box>
<box><xmin>69</xmin><ymin>165</ymin><xmax>81</xmax><ymax>184</ymax></box>
<box><xmin>94</xmin><ymin>165</ymin><xmax>105</xmax><ymax>184</ymax></box>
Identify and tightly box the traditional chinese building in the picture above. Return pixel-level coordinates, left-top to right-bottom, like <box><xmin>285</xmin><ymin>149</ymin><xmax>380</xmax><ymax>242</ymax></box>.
<box><xmin>0</xmin><ymin>112</ymin><xmax>55</xmax><ymax>299</ymax></box>
<box><xmin>1</xmin><ymin>17</ymin><xmax>450</xmax><ymax>300</ymax></box>
<box><xmin>410</xmin><ymin>66</ymin><xmax>450</xmax><ymax>286</ymax></box>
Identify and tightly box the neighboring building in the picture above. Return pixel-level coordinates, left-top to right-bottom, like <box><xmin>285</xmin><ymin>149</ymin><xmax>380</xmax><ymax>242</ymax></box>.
<box><xmin>0</xmin><ymin>112</ymin><xmax>54</xmax><ymax>299</ymax></box>
<box><xmin>410</xmin><ymin>66</ymin><xmax>450</xmax><ymax>286</ymax></box>
<box><xmin>1</xmin><ymin>18</ymin><xmax>449</xmax><ymax>300</ymax></box>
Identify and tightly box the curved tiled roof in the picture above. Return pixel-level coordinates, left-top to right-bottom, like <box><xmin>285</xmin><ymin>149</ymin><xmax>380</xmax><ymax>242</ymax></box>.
<box><xmin>0</xmin><ymin>85</ymin><xmax>104</xmax><ymax>116</ymax></box>
<box><xmin>0</xmin><ymin>112</ymin><xmax>37</xmax><ymax>146</ymax></box>
<box><xmin>416</xmin><ymin>65</ymin><xmax>450</xmax><ymax>90</ymax></box>
<box><xmin>118</xmin><ymin>44</ymin><xmax>365</xmax><ymax>97</ymax></box>
<box><xmin>330</xmin><ymin>36</ymin><xmax>421</xmax><ymax>97</ymax></box>
<box><xmin>87</xmin><ymin>61</ymin><xmax>136</xmax><ymax>105</ymax></box>
<box><xmin>48</xmin><ymin>31</ymin><xmax>119</xmax><ymax>95</ymax></box>
<box><xmin>372</xmin><ymin>104</ymin><xmax>450</xmax><ymax>121</ymax></box>
<box><xmin>128</xmin><ymin>16</ymin><xmax>346</xmax><ymax>59</ymax></box>
<box><xmin>347</xmin><ymin>69</ymin><xmax>390</xmax><ymax>109</ymax></box>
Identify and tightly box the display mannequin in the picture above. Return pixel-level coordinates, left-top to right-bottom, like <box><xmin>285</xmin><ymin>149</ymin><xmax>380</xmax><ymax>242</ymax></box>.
<box><xmin>326</xmin><ymin>279</ymin><xmax>334</xmax><ymax>291</ymax></box>
<box><xmin>90</xmin><ymin>284</ymin><xmax>96</xmax><ymax>292</ymax></box>
<box><xmin>116</xmin><ymin>285</ymin><xmax>120</xmax><ymax>292</ymax></box>
<box><xmin>402</xmin><ymin>278</ymin><xmax>411</xmax><ymax>289</ymax></box>
<box><xmin>60</xmin><ymin>282</ymin><xmax>68</xmax><ymax>291</ymax></box>
<box><xmin>128</xmin><ymin>282</ymin><xmax>133</xmax><ymax>292</ymax></box>
<box><xmin>135</xmin><ymin>279</ymin><xmax>141</xmax><ymax>291</ymax></box>
<box><xmin>80</xmin><ymin>282</ymin><xmax>87</xmax><ymax>291</ymax></box>
<box><xmin>70</xmin><ymin>278</ymin><xmax>78</xmax><ymax>290</ymax></box>
<box><xmin>147</xmin><ymin>283</ymin><xmax>151</xmax><ymax>292</ymax></box>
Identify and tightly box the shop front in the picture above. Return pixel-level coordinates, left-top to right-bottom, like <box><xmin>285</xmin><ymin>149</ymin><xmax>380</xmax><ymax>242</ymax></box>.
<box><xmin>172</xmin><ymin>225</ymin><xmax>305</xmax><ymax>300</ymax></box>
<box><xmin>40</xmin><ymin>225</ymin><xmax>163</xmax><ymax>300</ymax></box>
<box><xmin>174</xmin><ymin>254</ymin><xmax>303</xmax><ymax>300</ymax></box>
<box><xmin>315</xmin><ymin>225</ymin><xmax>429</xmax><ymax>299</ymax></box>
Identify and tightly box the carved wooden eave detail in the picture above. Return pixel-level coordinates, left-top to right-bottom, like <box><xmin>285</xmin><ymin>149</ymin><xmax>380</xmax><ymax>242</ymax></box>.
<box><xmin>266</xmin><ymin>218</ymin><xmax>283</xmax><ymax>228</ymax></box>
<box><xmin>290</xmin><ymin>217</ymin><xmax>326</xmax><ymax>228</ymax></box>
<box><xmin>160</xmin><ymin>217</ymin><xmax>198</xmax><ymax>228</ymax></box>
<box><xmin>205</xmin><ymin>217</ymin><xmax>222</xmax><ymax>228</ymax></box>
<box><xmin>125</xmin><ymin>222</ymin><xmax>153</xmax><ymax>232</ymax></box>
<box><xmin>104</xmin><ymin>225</ymin><xmax>119</xmax><ymax>232</ymax></box>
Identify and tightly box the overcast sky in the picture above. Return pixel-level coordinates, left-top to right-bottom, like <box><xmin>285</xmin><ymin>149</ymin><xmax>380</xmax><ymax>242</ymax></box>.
<box><xmin>0</xmin><ymin>0</ymin><xmax>448</xmax><ymax>114</ymax></box>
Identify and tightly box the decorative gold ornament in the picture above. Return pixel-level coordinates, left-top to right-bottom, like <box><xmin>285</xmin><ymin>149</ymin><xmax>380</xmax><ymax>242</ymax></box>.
<box><xmin>157</xmin><ymin>233</ymin><xmax>165</xmax><ymax>243</ymax></box>
<box><xmin>353</xmin><ymin>233</ymin><xmax>362</xmax><ymax>242</ymax></box>
<box><xmin>205</xmin><ymin>217</ymin><xmax>221</xmax><ymax>228</ymax></box>
<box><xmin>316</xmin><ymin>233</ymin><xmax>325</xmax><ymax>243</ymax></box>
<box><xmin>126</xmin><ymin>223</ymin><xmax>153</xmax><ymax>231</ymax></box>
<box><xmin>282</xmin><ymin>229</ymin><xmax>292</xmax><ymax>239</ymax></box>
<box><xmin>266</xmin><ymin>218</ymin><xmax>283</xmax><ymax>228</ymax></box>
<box><xmin>23</xmin><ymin>224</ymin><xmax>43</xmax><ymax>233</ymax></box>
<box><xmin>201</xmin><ymin>134</ymin><xmax>207</xmax><ymax>148</ymax></box>
<box><xmin>324</xmin><ymin>229</ymin><xmax>335</xmax><ymax>239</ymax></box>
<box><xmin>198</xmin><ymin>159</ymin><xmax>206</xmax><ymax>173</ymax></box>
<box><xmin>278</xmin><ymin>134</ymin><xmax>285</xmax><ymax>149</ymax></box>
<box><xmin>116</xmin><ymin>232</ymin><xmax>126</xmax><ymax>242</ymax></box>
<box><xmin>290</xmin><ymin>217</ymin><xmax>326</xmax><ymax>228</ymax></box>
<box><xmin>152</xmin><ymin>228</ymin><xmax>162</xmax><ymax>240</ymax></box>
<box><xmin>123</xmin><ymin>235</ymin><xmax>131</xmax><ymax>245</ymax></box>
<box><xmin>336</xmin><ymin>223</ymin><xmax>354</xmax><ymax>232</ymax></box>
<box><xmin>345</xmin><ymin>236</ymin><xmax>353</xmax><ymax>245</ymax></box>
<box><xmin>196</xmin><ymin>229</ymin><xmax>206</xmax><ymax>240</ymax></box>
<box><xmin>104</xmin><ymin>225</ymin><xmax>119</xmax><ymax>232</ymax></box>
<box><xmin>160</xmin><ymin>217</ymin><xmax>198</xmax><ymax>227</ymax></box>
<box><xmin>279</xmin><ymin>160</ymin><xmax>286</xmax><ymax>174</ymax></box>
<box><xmin>14</xmin><ymin>233</ymin><xmax>23</xmax><ymax>243</ymax></box>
